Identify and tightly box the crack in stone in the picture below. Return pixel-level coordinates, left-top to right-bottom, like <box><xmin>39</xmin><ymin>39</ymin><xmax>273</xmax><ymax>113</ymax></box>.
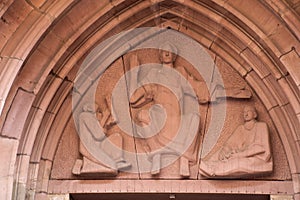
<box><xmin>0</xmin><ymin>134</ymin><xmax>18</xmax><ymax>140</ymax></box>
<box><xmin>267</xmin><ymin>23</ymin><xmax>281</xmax><ymax>38</ymax></box>
<box><xmin>239</xmin><ymin>46</ymin><xmax>248</xmax><ymax>55</ymax></box>
<box><xmin>24</xmin><ymin>0</ymin><xmax>58</xmax><ymax>23</ymax></box>
<box><xmin>45</xmin><ymin>110</ymin><xmax>56</xmax><ymax>115</ymax></box>
<box><xmin>50</xmin><ymin>70</ymin><xmax>63</xmax><ymax>80</ymax></box>
<box><xmin>17</xmin><ymin>153</ymin><xmax>31</xmax><ymax>157</ymax></box>
<box><xmin>0</xmin><ymin>55</ymin><xmax>23</xmax><ymax>61</ymax></box>
<box><xmin>19</xmin><ymin>87</ymin><xmax>35</xmax><ymax>95</ymax></box>
<box><xmin>31</xmin><ymin>105</ymin><xmax>43</xmax><ymax>111</ymax></box>
<box><xmin>24</xmin><ymin>0</ymin><xmax>46</xmax><ymax>14</ymax></box>
<box><xmin>208</xmin><ymin>37</ymin><xmax>216</xmax><ymax>50</ymax></box>
<box><xmin>244</xmin><ymin>68</ymin><xmax>253</xmax><ymax>78</ymax></box>
<box><xmin>293</xmin><ymin>47</ymin><xmax>300</xmax><ymax>57</ymax></box>
<box><xmin>65</xmin><ymin>77</ymin><xmax>74</xmax><ymax>83</ymax></box>
<box><xmin>279</xmin><ymin>47</ymin><xmax>295</xmax><ymax>59</ymax></box>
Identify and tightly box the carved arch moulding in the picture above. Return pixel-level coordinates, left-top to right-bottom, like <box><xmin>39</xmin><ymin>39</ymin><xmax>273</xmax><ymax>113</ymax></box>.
<box><xmin>4</xmin><ymin>0</ymin><xmax>299</xmax><ymax>199</ymax></box>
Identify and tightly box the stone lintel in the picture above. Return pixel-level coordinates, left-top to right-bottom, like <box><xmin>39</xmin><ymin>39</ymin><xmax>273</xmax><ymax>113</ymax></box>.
<box><xmin>48</xmin><ymin>180</ymin><xmax>294</xmax><ymax>195</ymax></box>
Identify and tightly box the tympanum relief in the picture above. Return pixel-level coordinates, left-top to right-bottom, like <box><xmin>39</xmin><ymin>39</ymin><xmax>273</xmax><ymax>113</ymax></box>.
<box><xmin>51</xmin><ymin>30</ymin><xmax>290</xmax><ymax>180</ymax></box>
<box><xmin>69</xmin><ymin>40</ymin><xmax>277</xmax><ymax>180</ymax></box>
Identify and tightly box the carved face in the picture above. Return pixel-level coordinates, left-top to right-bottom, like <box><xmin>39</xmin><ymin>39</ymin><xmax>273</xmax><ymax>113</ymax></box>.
<box><xmin>243</xmin><ymin>106</ymin><xmax>257</xmax><ymax>121</ymax></box>
<box><xmin>160</xmin><ymin>50</ymin><xmax>175</xmax><ymax>64</ymax></box>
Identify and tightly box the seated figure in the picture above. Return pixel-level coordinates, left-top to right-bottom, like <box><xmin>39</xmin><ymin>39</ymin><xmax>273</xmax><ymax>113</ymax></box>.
<box><xmin>199</xmin><ymin>105</ymin><xmax>273</xmax><ymax>178</ymax></box>
<box><xmin>72</xmin><ymin>103</ymin><xmax>131</xmax><ymax>176</ymax></box>
<box><xmin>130</xmin><ymin>42</ymin><xmax>200</xmax><ymax>177</ymax></box>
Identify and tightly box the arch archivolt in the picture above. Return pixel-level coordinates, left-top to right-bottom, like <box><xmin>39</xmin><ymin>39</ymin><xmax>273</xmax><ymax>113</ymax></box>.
<box><xmin>0</xmin><ymin>0</ymin><xmax>299</xmax><ymax>199</ymax></box>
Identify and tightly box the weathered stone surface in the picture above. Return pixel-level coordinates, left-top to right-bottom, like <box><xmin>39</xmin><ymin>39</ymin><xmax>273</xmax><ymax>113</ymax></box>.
<box><xmin>40</xmin><ymin>0</ymin><xmax>78</xmax><ymax>20</ymax></box>
<box><xmin>263</xmin><ymin>75</ymin><xmax>289</xmax><ymax>106</ymax></box>
<box><xmin>36</xmin><ymin>159</ymin><xmax>52</xmax><ymax>193</ymax></box>
<box><xmin>292</xmin><ymin>173</ymin><xmax>300</xmax><ymax>194</ymax></box>
<box><xmin>247</xmin><ymin>44</ymin><xmax>288</xmax><ymax>79</ymax></box>
<box><xmin>34</xmin><ymin>192</ymin><xmax>48</xmax><ymax>200</ymax></box>
<box><xmin>0</xmin><ymin>57</ymin><xmax>23</xmax><ymax>115</ymax></box>
<box><xmin>16</xmin><ymin>46</ymin><xmax>57</xmax><ymax>93</ymax></box>
<box><xmin>1</xmin><ymin>9</ymin><xmax>51</xmax><ymax>59</ymax></box>
<box><xmin>245</xmin><ymin>71</ymin><xmax>278</xmax><ymax>110</ymax></box>
<box><xmin>47</xmin><ymin>194</ymin><xmax>69</xmax><ymax>200</ymax></box>
<box><xmin>0</xmin><ymin>0</ymin><xmax>14</xmax><ymax>17</ymax></box>
<box><xmin>47</xmin><ymin>80</ymin><xmax>72</xmax><ymax>114</ymax></box>
<box><xmin>27</xmin><ymin>163</ymin><xmax>39</xmax><ymax>191</ymax></box>
<box><xmin>268</xmin><ymin>24</ymin><xmax>300</xmax><ymax>56</ymax></box>
<box><xmin>48</xmin><ymin>179</ymin><xmax>294</xmax><ymax>194</ymax></box>
<box><xmin>0</xmin><ymin>137</ymin><xmax>18</xmax><ymax>200</ymax></box>
<box><xmin>13</xmin><ymin>155</ymin><xmax>30</xmax><ymax>200</ymax></box>
<box><xmin>32</xmin><ymin>74</ymin><xmax>63</xmax><ymax>112</ymax></box>
<box><xmin>227</xmin><ymin>0</ymin><xmax>299</xmax><ymax>56</ymax></box>
<box><xmin>27</xmin><ymin>0</ymin><xmax>47</xmax><ymax>9</ymax></box>
<box><xmin>41</xmin><ymin>96</ymin><xmax>72</xmax><ymax>162</ymax></box>
<box><xmin>210</xmin><ymin>41</ymin><xmax>251</xmax><ymax>77</ymax></box>
<box><xmin>278</xmin><ymin>77</ymin><xmax>300</xmax><ymax>115</ymax></box>
<box><xmin>2</xmin><ymin>0</ymin><xmax>32</xmax><ymax>26</ymax></box>
<box><xmin>63</xmin><ymin>0</ymin><xmax>109</xmax><ymax>28</ymax></box>
<box><xmin>241</xmin><ymin>48</ymin><xmax>271</xmax><ymax>79</ymax></box>
<box><xmin>269</xmin><ymin>106</ymin><xmax>299</xmax><ymax>174</ymax></box>
<box><xmin>30</xmin><ymin>112</ymin><xmax>55</xmax><ymax>163</ymax></box>
<box><xmin>40</xmin><ymin>31</ymin><xmax>65</xmax><ymax>57</ymax></box>
<box><xmin>280</xmin><ymin>50</ymin><xmax>300</xmax><ymax>87</ymax></box>
<box><xmin>281</xmin><ymin>104</ymin><xmax>300</xmax><ymax>141</ymax></box>
<box><xmin>0</xmin><ymin>0</ymin><xmax>32</xmax><ymax>51</ymax></box>
<box><xmin>51</xmin><ymin>16</ymin><xmax>74</xmax><ymax>41</ymax></box>
<box><xmin>270</xmin><ymin>195</ymin><xmax>294</xmax><ymax>200</ymax></box>
<box><xmin>18</xmin><ymin>107</ymin><xmax>47</xmax><ymax>155</ymax></box>
<box><xmin>1</xmin><ymin>89</ymin><xmax>35</xmax><ymax>139</ymax></box>
<box><xmin>227</xmin><ymin>0</ymin><xmax>280</xmax><ymax>36</ymax></box>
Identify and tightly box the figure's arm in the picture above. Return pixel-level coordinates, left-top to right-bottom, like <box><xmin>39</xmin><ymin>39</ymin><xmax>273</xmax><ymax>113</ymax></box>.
<box><xmin>81</xmin><ymin>114</ymin><xmax>106</xmax><ymax>141</ymax></box>
<box><xmin>130</xmin><ymin>84</ymin><xmax>154</xmax><ymax>108</ymax></box>
<box><xmin>232</xmin><ymin>144</ymin><xmax>266</xmax><ymax>158</ymax></box>
<box><xmin>218</xmin><ymin>146</ymin><xmax>234</xmax><ymax>160</ymax></box>
<box><xmin>218</xmin><ymin>126</ymin><xmax>243</xmax><ymax>160</ymax></box>
<box><xmin>176</xmin><ymin>65</ymin><xmax>209</xmax><ymax>104</ymax></box>
<box><xmin>229</xmin><ymin>123</ymin><xmax>271</xmax><ymax>160</ymax></box>
<box><xmin>176</xmin><ymin>66</ymin><xmax>189</xmax><ymax>80</ymax></box>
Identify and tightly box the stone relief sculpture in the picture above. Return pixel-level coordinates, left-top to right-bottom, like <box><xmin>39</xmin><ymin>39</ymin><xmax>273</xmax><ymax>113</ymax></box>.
<box><xmin>72</xmin><ymin>103</ymin><xmax>131</xmax><ymax>176</ymax></box>
<box><xmin>130</xmin><ymin>42</ymin><xmax>201</xmax><ymax>177</ymax></box>
<box><xmin>71</xmin><ymin>42</ymin><xmax>255</xmax><ymax>178</ymax></box>
<box><xmin>199</xmin><ymin>105</ymin><xmax>273</xmax><ymax>178</ymax></box>
<box><xmin>97</xmin><ymin>95</ymin><xmax>118</xmax><ymax>131</ymax></box>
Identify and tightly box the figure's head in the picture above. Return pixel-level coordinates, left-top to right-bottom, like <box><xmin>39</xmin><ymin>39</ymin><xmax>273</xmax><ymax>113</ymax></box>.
<box><xmin>243</xmin><ymin>105</ymin><xmax>258</xmax><ymax>121</ymax></box>
<box><xmin>159</xmin><ymin>42</ymin><xmax>178</xmax><ymax>64</ymax></box>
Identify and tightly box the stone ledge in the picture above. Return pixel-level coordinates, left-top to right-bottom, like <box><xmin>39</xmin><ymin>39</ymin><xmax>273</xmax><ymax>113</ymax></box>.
<box><xmin>270</xmin><ymin>195</ymin><xmax>294</xmax><ymax>200</ymax></box>
<box><xmin>292</xmin><ymin>173</ymin><xmax>300</xmax><ymax>194</ymax></box>
<box><xmin>48</xmin><ymin>180</ymin><xmax>294</xmax><ymax>195</ymax></box>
